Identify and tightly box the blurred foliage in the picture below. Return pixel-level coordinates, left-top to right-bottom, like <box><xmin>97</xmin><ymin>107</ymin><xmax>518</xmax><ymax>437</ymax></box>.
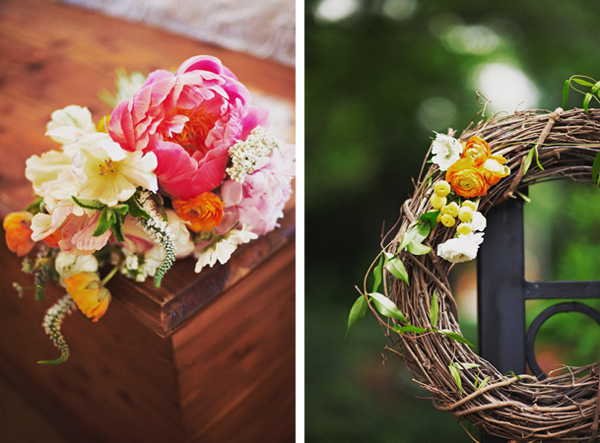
<box><xmin>305</xmin><ymin>0</ymin><xmax>600</xmax><ymax>441</ymax></box>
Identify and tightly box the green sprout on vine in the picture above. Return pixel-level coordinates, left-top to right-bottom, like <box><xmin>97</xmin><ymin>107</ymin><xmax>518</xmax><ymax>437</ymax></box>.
<box><xmin>562</xmin><ymin>75</ymin><xmax>600</xmax><ymax>113</ymax></box>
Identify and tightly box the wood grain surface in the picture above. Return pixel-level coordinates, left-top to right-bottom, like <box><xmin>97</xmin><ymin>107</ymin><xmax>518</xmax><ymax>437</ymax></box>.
<box><xmin>0</xmin><ymin>0</ymin><xmax>296</xmax><ymax>441</ymax></box>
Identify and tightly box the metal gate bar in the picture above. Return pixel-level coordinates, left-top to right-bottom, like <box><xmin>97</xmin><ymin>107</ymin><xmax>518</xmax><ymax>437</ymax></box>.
<box><xmin>477</xmin><ymin>194</ymin><xmax>600</xmax><ymax>442</ymax></box>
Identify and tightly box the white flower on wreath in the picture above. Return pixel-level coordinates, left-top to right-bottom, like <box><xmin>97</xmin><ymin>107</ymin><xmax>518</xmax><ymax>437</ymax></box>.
<box><xmin>431</xmin><ymin>132</ymin><xmax>463</xmax><ymax>171</ymax></box>
<box><xmin>467</xmin><ymin>211</ymin><xmax>487</xmax><ymax>232</ymax></box>
<box><xmin>437</xmin><ymin>232</ymin><xmax>484</xmax><ymax>263</ymax></box>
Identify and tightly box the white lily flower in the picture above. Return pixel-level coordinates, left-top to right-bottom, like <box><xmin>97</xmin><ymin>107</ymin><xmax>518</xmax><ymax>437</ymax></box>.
<box><xmin>71</xmin><ymin>133</ymin><xmax>158</xmax><ymax>207</ymax></box>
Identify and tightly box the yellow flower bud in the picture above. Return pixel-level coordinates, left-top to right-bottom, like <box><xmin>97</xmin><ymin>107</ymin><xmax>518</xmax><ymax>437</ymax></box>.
<box><xmin>443</xmin><ymin>202</ymin><xmax>459</xmax><ymax>218</ymax></box>
<box><xmin>458</xmin><ymin>206</ymin><xmax>474</xmax><ymax>223</ymax></box>
<box><xmin>440</xmin><ymin>214</ymin><xmax>456</xmax><ymax>227</ymax></box>
<box><xmin>462</xmin><ymin>200</ymin><xmax>477</xmax><ymax>211</ymax></box>
<box><xmin>434</xmin><ymin>180</ymin><xmax>451</xmax><ymax>197</ymax></box>
<box><xmin>456</xmin><ymin>223</ymin><xmax>472</xmax><ymax>235</ymax></box>
<box><xmin>430</xmin><ymin>193</ymin><xmax>447</xmax><ymax>210</ymax></box>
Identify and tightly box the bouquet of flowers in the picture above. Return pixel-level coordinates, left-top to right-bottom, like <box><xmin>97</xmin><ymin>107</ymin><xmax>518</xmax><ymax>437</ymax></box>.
<box><xmin>3</xmin><ymin>55</ymin><xmax>295</xmax><ymax>364</ymax></box>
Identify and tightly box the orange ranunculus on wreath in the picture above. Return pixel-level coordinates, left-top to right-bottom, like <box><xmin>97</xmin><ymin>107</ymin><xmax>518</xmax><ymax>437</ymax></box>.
<box><xmin>351</xmin><ymin>107</ymin><xmax>600</xmax><ymax>442</ymax></box>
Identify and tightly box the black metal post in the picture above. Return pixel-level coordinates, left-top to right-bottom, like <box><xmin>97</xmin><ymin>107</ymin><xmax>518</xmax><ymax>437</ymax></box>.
<box><xmin>477</xmin><ymin>197</ymin><xmax>527</xmax><ymax>443</ymax></box>
<box><xmin>476</xmin><ymin>195</ymin><xmax>600</xmax><ymax>442</ymax></box>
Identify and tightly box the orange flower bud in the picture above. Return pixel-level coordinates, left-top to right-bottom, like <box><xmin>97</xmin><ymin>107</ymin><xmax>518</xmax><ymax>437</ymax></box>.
<box><xmin>445</xmin><ymin>158</ymin><xmax>489</xmax><ymax>199</ymax></box>
<box><xmin>65</xmin><ymin>272</ymin><xmax>111</xmax><ymax>322</ymax></box>
<box><xmin>462</xmin><ymin>136</ymin><xmax>491</xmax><ymax>166</ymax></box>
<box><xmin>483</xmin><ymin>155</ymin><xmax>510</xmax><ymax>186</ymax></box>
<box><xmin>3</xmin><ymin>212</ymin><xmax>36</xmax><ymax>256</ymax></box>
<box><xmin>43</xmin><ymin>229</ymin><xmax>62</xmax><ymax>248</ymax></box>
<box><xmin>173</xmin><ymin>192</ymin><xmax>225</xmax><ymax>233</ymax></box>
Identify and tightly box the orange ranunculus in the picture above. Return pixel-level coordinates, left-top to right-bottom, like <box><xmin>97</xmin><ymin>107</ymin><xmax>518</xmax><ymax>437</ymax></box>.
<box><xmin>3</xmin><ymin>211</ymin><xmax>36</xmax><ymax>256</ymax></box>
<box><xmin>483</xmin><ymin>155</ymin><xmax>510</xmax><ymax>186</ymax></box>
<box><xmin>462</xmin><ymin>136</ymin><xmax>491</xmax><ymax>166</ymax></box>
<box><xmin>65</xmin><ymin>272</ymin><xmax>111</xmax><ymax>322</ymax></box>
<box><xmin>173</xmin><ymin>192</ymin><xmax>225</xmax><ymax>233</ymax></box>
<box><xmin>445</xmin><ymin>158</ymin><xmax>490</xmax><ymax>198</ymax></box>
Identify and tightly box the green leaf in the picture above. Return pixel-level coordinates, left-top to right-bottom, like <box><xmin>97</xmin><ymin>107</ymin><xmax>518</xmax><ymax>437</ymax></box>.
<box><xmin>506</xmin><ymin>371</ymin><xmax>524</xmax><ymax>382</ymax></box>
<box><xmin>477</xmin><ymin>375</ymin><xmax>490</xmax><ymax>391</ymax></box>
<box><xmin>419</xmin><ymin>210</ymin><xmax>440</xmax><ymax>227</ymax></box>
<box><xmin>406</xmin><ymin>240</ymin><xmax>431</xmax><ymax>255</ymax></box>
<box><xmin>398</xmin><ymin>225</ymin><xmax>418</xmax><ymax>251</ymax></box>
<box><xmin>72</xmin><ymin>196</ymin><xmax>106</xmax><ymax>211</ymax></box>
<box><xmin>346</xmin><ymin>295</ymin><xmax>369</xmax><ymax>337</ymax></box>
<box><xmin>562</xmin><ymin>79</ymin><xmax>570</xmax><ymax>108</ymax></box>
<box><xmin>372</xmin><ymin>255</ymin><xmax>383</xmax><ymax>293</ymax></box>
<box><xmin>384</xmin><ymin>253</ymin><xmax>409</xmax><ymax>285</ymax></box>
<box><xmin>369</xmin><ymin>292</ymin><xmax>408</xmax><ymax>323</ymax></box>
<box><xmin>534</xmin><ymin>145</ymin><xmax>545</xmax><ymax>171</ymax></box>
<box><xmin>572</xmin><ymin>77</ymin><xmax>595</xmax><ymax>87</ymax></box>
<box><xmin>399</xmin><ymin>324</ymin><xmax>429</xmax><ymax>334</ymax></box>
<box><xmin>449</xmin><ymin>363</ymin><xmax>462</xmax><ymax>394</ymax></box>
<box><xmin>430</xmin><ymin>290</ymin><xmax>439</xmax><ymax>328</ymax></box>
<box><xmin>592</xmin><ymin>152</ymin><xmax>600</xmax><ymax>186</ymax></box>
<box><xmin>436</xmin><ymin>329</ymin><xmax>474</xmax><ymax>347</ymax></box>
<box><xmin>93</xmin><ymin>207</ymin><xmax>112</xmax><ymax>237</ymax></box>
<box><xmin>126</xmin><ymin>195</ymin><xmax>150</xmax><ymax>219</ymax></box>
<box><xmin>583</xmin><ymin>92</ymin><xmax>593</xmax><ymax>113</ymax></box>
<box><xmin>110</xmin><ymin>213</ymin><xmax>125</xmax><ymax>243</ymax></box>
<box><xmin>455</xmin><ymin>362</ymin><xmax>480</xmax><ymax>370</ymax></box>
<box><xmin>592</xmin><ymin>81</ymin><xmax>600</xmax><ymax>95</ymax></box>
<box><xmin>413</xmin><ymin>221</ymin><xmax>431</xmax><ymax>242</ymax></box>
<box><xmin>111</xmin><ymin>204</ymin><xmax>129</xmax><ymax>215</ymax></box>
<box><xmin>523</xmin><ymin>146</ymin><xmax>535</xmax><ymax>175</ymax></box>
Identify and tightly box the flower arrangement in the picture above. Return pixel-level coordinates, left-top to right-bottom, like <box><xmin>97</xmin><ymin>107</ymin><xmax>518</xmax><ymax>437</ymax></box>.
<box><xmin>346</xmin><ymin>78</ymin><xmax>600</xmax><ymax>441</ymax></box>
<box><xmin>3</xmin><ymin>55</ymin><xmax>295</xmax><ymax>365</ymax></box>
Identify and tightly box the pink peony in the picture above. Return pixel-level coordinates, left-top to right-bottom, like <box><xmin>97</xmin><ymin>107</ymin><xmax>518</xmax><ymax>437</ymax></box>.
<box><xmin>220</xmin><ymin>143</ymin><xmax>295</xmax><ymax>236</ymax></box>
<box><xmin>108</xmin><ymin>55</ymin><xmax>268</xmax><ymax>199</ymax></box>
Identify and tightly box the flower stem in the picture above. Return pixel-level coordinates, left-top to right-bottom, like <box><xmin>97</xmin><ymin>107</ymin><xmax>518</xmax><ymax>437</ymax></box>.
<box><xmin>101</xmin><ymin>261</ymin><xmax>122</xmax><ymax>286</ymax></box>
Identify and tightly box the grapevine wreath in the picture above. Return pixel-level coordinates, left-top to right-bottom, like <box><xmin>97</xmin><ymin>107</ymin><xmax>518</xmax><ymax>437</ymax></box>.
<box><xmin>349</xmin><ymin>85</ymin><xmax>600</xmax><ymax>442</ymax></box>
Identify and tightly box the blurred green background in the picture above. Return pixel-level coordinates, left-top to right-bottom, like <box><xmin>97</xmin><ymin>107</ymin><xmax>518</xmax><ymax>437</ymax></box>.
<box><xmin>305</xmin><ymin>1</ymin><xmax>600</xmax><ymax>441</ymax></box>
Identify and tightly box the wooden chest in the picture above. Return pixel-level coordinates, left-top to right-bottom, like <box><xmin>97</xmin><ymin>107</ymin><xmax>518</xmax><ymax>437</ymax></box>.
<box><xmin>0</xmin><ymin>1</ymin><xmax>296</xmax><ymax>441</ymax></box>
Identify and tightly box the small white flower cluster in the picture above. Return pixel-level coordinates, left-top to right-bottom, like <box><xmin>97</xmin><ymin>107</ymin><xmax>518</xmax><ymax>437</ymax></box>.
<box><xmin>121</xmin><ymin>248</ymin><xmax>166</xmax><ymax>282</ymax></box>
<box><xmin>226</xmin><ymin>126</ymin><xmax>283</xmax><ymax>183</ymax></box>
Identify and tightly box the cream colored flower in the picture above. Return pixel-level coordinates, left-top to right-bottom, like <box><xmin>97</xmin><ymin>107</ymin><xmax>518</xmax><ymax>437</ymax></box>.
<box><xmin>45</xmin><ymin>105</ymin><xmax>97</xmax><ymax>147</ymax></box>
<box><xmin>72</xmin><ymin>133</ymin><xmax>158</xmax><ymax>207</ymax></box>
<box><xmin>55</xmin><ymin>251</ymin><xmax>99</xmax><ymax>286</ymax></box>
<box><xmin>437</xmin><ymin>232</ymin><xmax>484</xmax><ymax>263</ymax></box>
<box><xmin>166</xmin><ymin>210</ymin><xmax>194</xmax><ymax>258</ymax></box>
<box><xmin>25</xmin><ymin>150</ymin><xmax>72</xmax><ymax>195</ymax></box>
<box><xmin>194</xmin><ymin>225</ymin><xmax>258</xmax><ymax>273</ymax></box>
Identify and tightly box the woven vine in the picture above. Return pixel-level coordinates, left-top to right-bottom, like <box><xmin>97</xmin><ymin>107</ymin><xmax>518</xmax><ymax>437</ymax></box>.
<box><xmin>367</xmin><ymin>108</ymin><xmax>600</xmax><ymax>442</ymax></box>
